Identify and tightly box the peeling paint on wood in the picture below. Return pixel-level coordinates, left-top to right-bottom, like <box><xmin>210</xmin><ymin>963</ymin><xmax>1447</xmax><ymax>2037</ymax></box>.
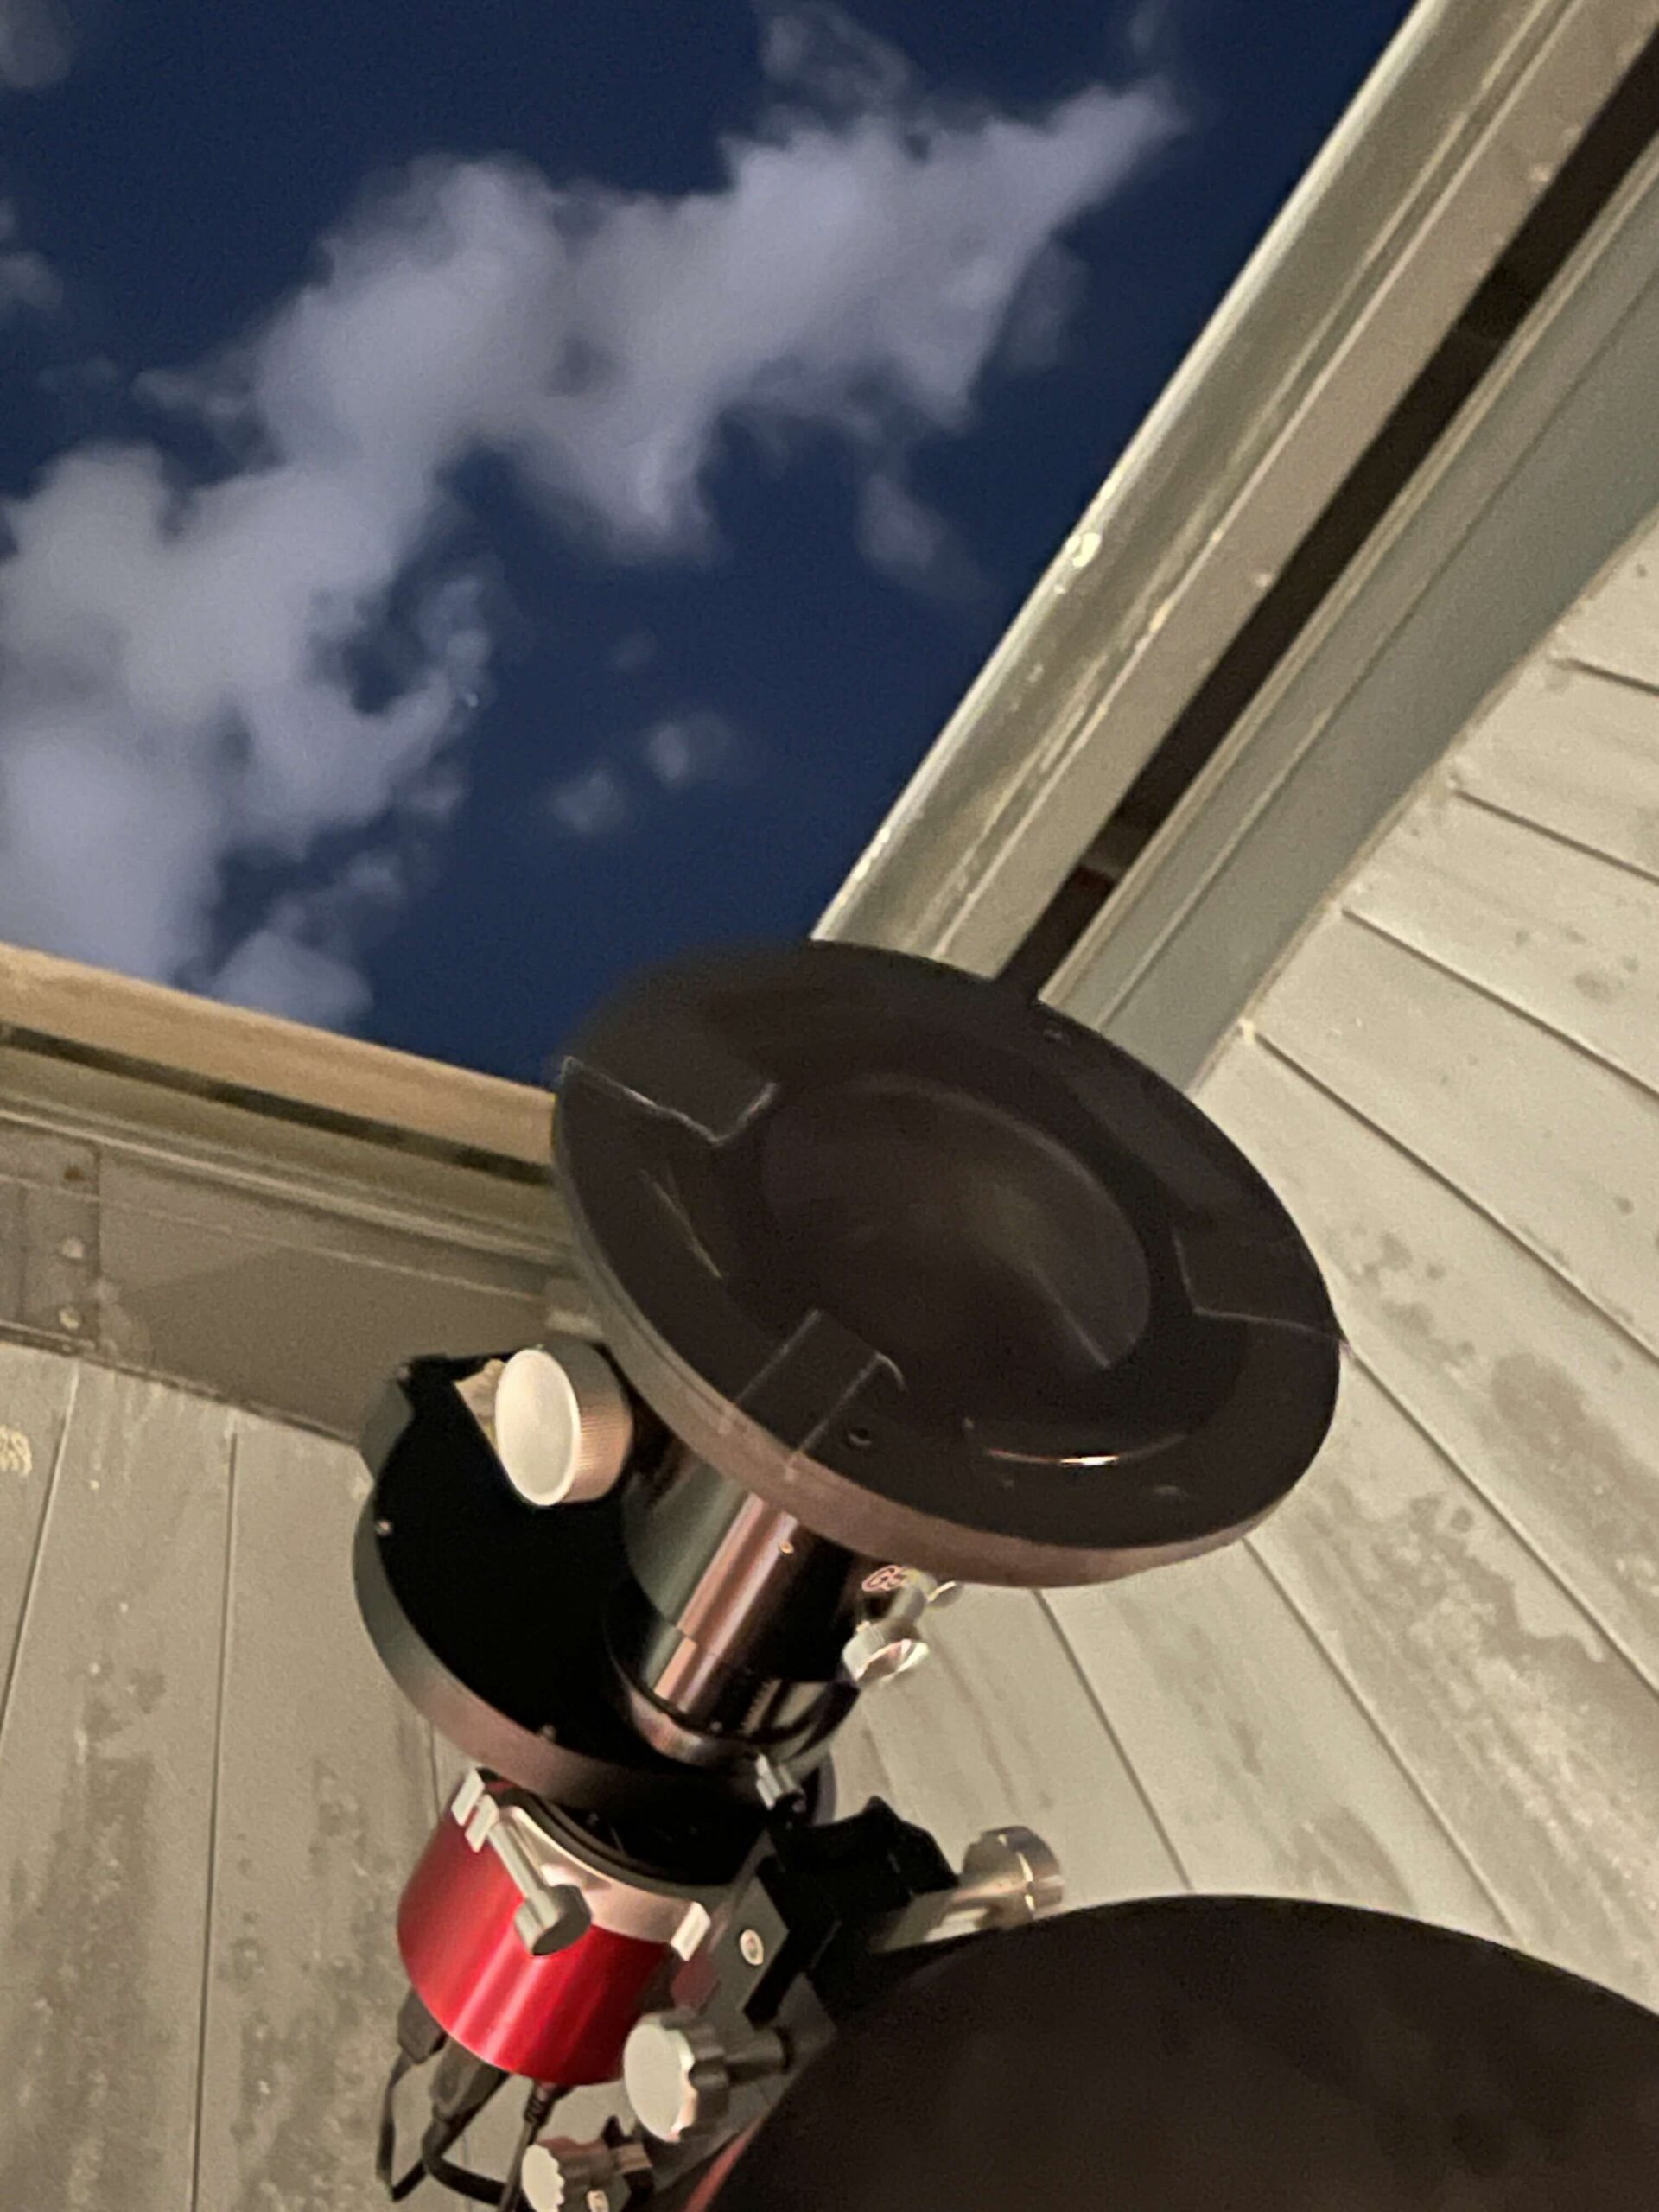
<box><xmin>1249</xmin><ymin>909</ymin><xmax>1659</xmax><ymax>1356</ymax></box>
<box><xmin>1046</xmin><ymin>1545</ymin><xmax>1505</xmax><ymax>1939</ymax></box>
<box><xmin>1255</xmin><ymin>1360</ymin><xmax>1659</xmax><ymax>2011</ymax></box>
<box><xmin>1198</xmin><ymin>1037</ymin><xmax>1659</xmax><ymax>1700</ymax></box>
<box><xmin>0</xmin><ymin>1358</ymin><xmax>233</xmax><ymax>2212</ymax></box>
<box><xmin>194</xmin><ymin>1411</ymin><xmax>437</xmax><ymax>2212</ymax></box>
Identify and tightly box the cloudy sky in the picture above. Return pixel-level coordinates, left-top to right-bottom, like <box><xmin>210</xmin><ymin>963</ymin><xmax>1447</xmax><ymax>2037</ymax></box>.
<box><xmin>0</xmin><ymin>0</ymin><xmax>1411</xmax><ymax>1083</ymax></box>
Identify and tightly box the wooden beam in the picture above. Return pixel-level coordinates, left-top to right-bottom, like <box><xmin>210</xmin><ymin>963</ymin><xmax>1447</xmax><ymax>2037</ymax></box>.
<box><xmin>0</xmin><ymin>940</ymin><xmax>554</xmax><ymax>1171</ymax></box>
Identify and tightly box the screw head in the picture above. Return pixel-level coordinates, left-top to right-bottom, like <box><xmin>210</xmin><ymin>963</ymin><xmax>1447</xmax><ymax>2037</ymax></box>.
<box><xmin>738</xmin><ymin>1927</ymin><xmax>766</xmax><ymax>1968</ymax></box>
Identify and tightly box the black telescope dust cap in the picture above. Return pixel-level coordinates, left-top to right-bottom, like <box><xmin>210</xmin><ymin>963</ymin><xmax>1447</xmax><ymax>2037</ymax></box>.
<box><xmin>555</xmin><ymin>941</ymin><xmax>1343</xmax><ymax>1588</ymax></box>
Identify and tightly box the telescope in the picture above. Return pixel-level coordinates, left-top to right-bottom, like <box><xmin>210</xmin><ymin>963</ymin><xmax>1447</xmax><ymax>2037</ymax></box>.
<box><xmin>354</xmin><ymin>938</ymin><xmax>1659</xmax><ymax>2207</ymax></box>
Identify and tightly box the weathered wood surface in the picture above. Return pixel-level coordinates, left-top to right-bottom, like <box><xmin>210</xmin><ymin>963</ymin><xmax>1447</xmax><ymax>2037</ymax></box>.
<box><xmin>1449</xmin><ymin>658</ymin><xmax>1659</xmax><ymax>880</ymax></box>
<box><xmin>1047</xmin><ymin>1541</ymin><xmax>1503</xmax><ymax>1936</ymax></box>
<box><xmin>835</xmin><ymin>1585</ymin><xmax>1185</xmax><ymax>1907</ymax></box>
<box><xmin>1241</xmin><ymin>906</ymin><xmax>1658</xmax><ymax>1357</ymax></box>
<box><xmin>1251</xmin><ymin>1354</ymin><xmax>1659</xmax><ymax>2009</ymax></box>
<box><xmin>1550</xmin><ymin>510</ymin><xmax>1659</xmax><ymax>690</ymax></box>
<box><xmin>1344</xmin><ymin>784</ymin><xmax>1659</xmax><ymax>1091</ymax></box>
<box><xmin>193</xmin><ymin>1412</ymin><xmax>438</xmax><ymax>2212</ymax></box>
<box><xmin>0</xmin><ymin>1337</ymin><xmax>76</xmax><ymax>1717</ymax></box>
<box><xmin>0</xmin><ymin>1358</ymin><xmax>234</xmax><ymax>2212</ymax></box>
<box><xmin>1142</xmin><ymin>503</ymin><xmax>1659</xmax><ymax>2008</ymax></box>
<box><xmin>1199</xmin><ymin>1035</ymin><xmax>1659</xmax><ymax>1712</ymax></box>
<box><xmin>0</xmin><ymin>935</ymin><xmax>556</xmax><ymax>1168</ymax></box>
<box><xmin>0</xmin><ymin>1344</ymin><xmax>492</xmax><ymax>2211</ymax></box>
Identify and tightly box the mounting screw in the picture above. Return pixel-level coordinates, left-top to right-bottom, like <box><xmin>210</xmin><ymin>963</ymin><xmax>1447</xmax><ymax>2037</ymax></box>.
<box><xmin>738</xmin><ymin>1927</ymin><xmax>766</xmax><ymax>1968</ymax></box>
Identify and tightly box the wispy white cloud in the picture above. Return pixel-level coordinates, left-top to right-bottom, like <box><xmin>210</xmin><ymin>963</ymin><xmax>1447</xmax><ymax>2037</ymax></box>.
<box><xmin>856</xmin><ymin>468</ymin><xmax>988</xmax><ymax>599</ymax></box>
<box><xmin>546</xmin><ymin>709</ymin><xmax>759</xmax><ymax>841</ymax></box>
<box><xmin>0</xmin><ymin>245</ymin><xmax>58</xmax><ymax>315</ymax></box>
<box><xmin>757</xmin><ymin>0</ymin><xmax>912</xmax><ymax>114</ymax></box>
<box><xmin>639</xmin><ymin>710</ymin><xmax>749</xmax><ymax>791</ymax></box>
<box><xmin>0</xmin><ymin>0</ymin><xmax>82</xmax><ymax>90</ymax></box>
<box><xmin>545</xmin><ymin>762</ymin><xmax>632</xmax><ymax>840</ymax></box>
<box><xmin>198</xmin><ymin>848</ymin><xmax>417</xmax><ymax>1027</ymax></box>
<box><xmin>0</xmin><ymin>5</ymin><xmax>1181</xmax><ymax>1027</ymax></box>
<box><xmin>0</xmin><ymin>198</ymin><xmax>62</xmax><ymax>317</ymax></box>
<box><xmin>1127</xmin><ymin>0</ymin><xmax>1179</xmax><ymax>63</ymax></box>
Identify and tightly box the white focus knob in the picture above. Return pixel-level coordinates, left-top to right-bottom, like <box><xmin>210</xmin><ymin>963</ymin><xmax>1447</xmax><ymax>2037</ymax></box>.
<box><xmin>493</xmin><ymin>1338</ymin><xmax>634</xmax><ymax>1507</ymax></box>
<box><xmin>520</xmin><ymin>2136</ymin><xmax>652</xmax><ymax>2210</ymax></box>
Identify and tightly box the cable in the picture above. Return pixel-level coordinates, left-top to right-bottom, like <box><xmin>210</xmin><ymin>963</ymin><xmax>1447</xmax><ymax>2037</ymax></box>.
<box><xmin>498</xmin><ymin>2082</ymin><xmax>562</xmax><ymax>2211</ymax></box>
<box><xmin>376</xmin><ymin>2051</ymin><xmax>412</xmax><ymax>2189</ymax></box>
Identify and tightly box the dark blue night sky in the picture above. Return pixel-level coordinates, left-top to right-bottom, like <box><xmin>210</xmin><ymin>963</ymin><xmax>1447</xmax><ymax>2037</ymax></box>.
<box><xmin>0</xmin><ymin>0</ymin><xmax>1414</xmax><ymax>1086</ymax></box>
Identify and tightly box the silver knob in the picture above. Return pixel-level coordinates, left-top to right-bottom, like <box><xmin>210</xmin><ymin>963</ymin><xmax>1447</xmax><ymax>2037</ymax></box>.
<box><xmin>511</xmin><ymin>1878</ymin><xmax>592</xmax><ymax>1960</ymax></box>
<box><xmin>450</xmin><ymin>1777</ymin><xmax>594</xmax><ymax>1957</ymax></box>
<box><xmin>520</xmin><ymin>2136</ymin><xmax>652</xmax><ymax>2211</ymax></box>
<box><xmin>841</xmin><ymin>1615</ymin><xmax>929</xmax><ymax>1687</ymax></box>
<box><xmin>623</xmin><ymin>2011</ymin><xmax>786</xmax><ymax>2143</ymax></box>
<box><xmin>951</xmin><ymin>1826</ymin><xmax>1065</xmax><ymax>1929</ymax></box>
<box><xmin>490</xmin><ymin>1338</ymin><xmax>634</xmax><ymax>1506</ymax></box>
<box><xmin>871</xmin><ymin>1825</ymin><xmax>1065</xmax><ymax>1953</ymax></box>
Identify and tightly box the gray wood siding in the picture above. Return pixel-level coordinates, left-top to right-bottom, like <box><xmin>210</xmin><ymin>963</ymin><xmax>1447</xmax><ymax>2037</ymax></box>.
<box><xmin>0</xmin><ymin>1046</ymin><xmax>585</xmax><ymax>1440</ymax></box>
<box><xmin>4</xmin><ymin>518</ymin><xmax>1657</xmax><ymax>2196</ymax></box>
<box><xmin>0</xmin><ymin>1346</ymin><xmax>454</xmax><ymax>2210</ymax></box>
<box><xmin>1046</xmin><ymin>506</ymin><xmax>1659</xmax><ymax>2010</ymax></box>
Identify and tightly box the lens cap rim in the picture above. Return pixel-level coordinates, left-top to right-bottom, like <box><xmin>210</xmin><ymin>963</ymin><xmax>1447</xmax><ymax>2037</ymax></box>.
<box><xmin>555</xmin><ymin>941</ymin><xmax>1344</xmax><ymax>1587</ymax></box>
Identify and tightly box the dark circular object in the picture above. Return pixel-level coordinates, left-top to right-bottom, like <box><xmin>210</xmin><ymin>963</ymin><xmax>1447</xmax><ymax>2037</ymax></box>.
<box><xmin>706</xmin><ymin>1896</ymin><xmax>1659</xmax><ymax>2209</ymax></box>
<box><xmin>556</xmin><ymin>941</ymin><xmax>1344</xmax><ymax>1586</ymax></box>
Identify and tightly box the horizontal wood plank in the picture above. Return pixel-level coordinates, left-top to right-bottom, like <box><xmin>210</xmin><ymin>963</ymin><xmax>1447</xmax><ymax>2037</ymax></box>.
<box><xmin>1448</xmin><ymin>658</ymin><xmax>1659</xmax><ymax>878</ymax></box>
<box><xmin>1250</xmin><ymin>908</ymin><xmax>1659</xmax><ymax>1355</ymax></box>
<box><xmin>1344</xmin><ymin>786</ymin><xmax>1659</xmax><ymax>1091</ymax></box>
<box><xmin>836</xmin><ymin>1586</ymin><xmax>1185</xmax><ymax>1907</ymax></box>
<box><xmin>1046</xmin><ymin>1534</ymin><xmax>1504</xmax><ymax>1936</ymax></box>
<box><xmin>1550</xmin><ymin>512</ymin><xmax>1659</xmax><ymax>689</ymax></box>
<box><xmin>0</xmin><ymin>938</ymin><xmax>555</xmax><ymax>1169</ymax></box>
<box><xmin>94</xmin><ymin>1200</ymin><xmax>550</xmax><ymax>1440</ymax></box>
<box><xmin>1197</xmin><ymin>1035</ymin><xmax>1659</xmax><ymax>1699</ymax></box>
<box><xmin>1253</xmin><ymin>1357</ymin><xmax>1659</xmax><ymax>2010</ymax></box>
<box><xmin>0</xmin><ymin>1363</ymin><xmax>233</xmax><ymax>2212</ymax></box>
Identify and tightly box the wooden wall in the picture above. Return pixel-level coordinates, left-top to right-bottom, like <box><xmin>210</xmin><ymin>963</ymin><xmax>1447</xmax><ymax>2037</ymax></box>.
<box><xmin>1017</xmin><ymin>504</ymin><xmax>1659</xmax><ymax>2012</ymax></box>
<box><xmin>3</xmin><ymin>512</ymin><xmax>1655</xmax><ymax>2202</ymax></box>
<box><xmin>0</xmin><ymin>1035</ymin><xmax>582</xmax><ymax>1440</ymax></box>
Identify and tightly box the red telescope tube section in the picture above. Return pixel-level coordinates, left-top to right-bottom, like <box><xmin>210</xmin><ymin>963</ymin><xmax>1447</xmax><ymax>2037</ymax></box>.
<box><xmin>397</xmin><ymin>1800</ymin><xmax>671</xmax><ymax>2086</ymax></box>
